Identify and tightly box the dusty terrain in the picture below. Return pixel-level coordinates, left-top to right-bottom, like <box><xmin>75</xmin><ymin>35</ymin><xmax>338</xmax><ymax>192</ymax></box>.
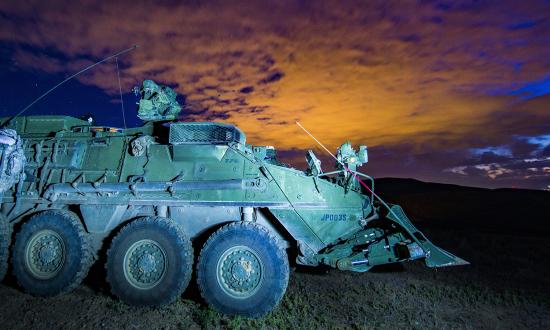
<box><xmin>0</xmin><ymin>179</ymin><xmax>549</xmax><ymax>329</ymax></box>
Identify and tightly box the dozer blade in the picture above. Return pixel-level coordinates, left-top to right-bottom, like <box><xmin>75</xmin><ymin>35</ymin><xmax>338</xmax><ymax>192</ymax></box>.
<box><xmin>386</xmin><ymin>204</ymin><xmax>469</xmax><ymax>268</ymax></box>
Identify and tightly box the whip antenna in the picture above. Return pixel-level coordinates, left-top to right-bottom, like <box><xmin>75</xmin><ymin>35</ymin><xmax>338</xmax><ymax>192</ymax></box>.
<box><xmin>1</xmin><ymin>45</ymin><xmax>138</xmax><ymax>126</ymax></box>
<box><xmin>295</xmin><ymin>121</ymin><xmax>399</xmax><ymax>219</ymax></box>
<box><xmin>115</xmin><ymin>57</ymin><xmax>127</xmax><ymax>131</ymax></box>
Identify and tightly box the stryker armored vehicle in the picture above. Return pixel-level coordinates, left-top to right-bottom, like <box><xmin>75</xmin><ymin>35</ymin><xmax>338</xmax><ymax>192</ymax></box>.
<box><xmin>0</xmin><ymin>80</ymin><xmax>466</xmax><ymax>317</ymax></box>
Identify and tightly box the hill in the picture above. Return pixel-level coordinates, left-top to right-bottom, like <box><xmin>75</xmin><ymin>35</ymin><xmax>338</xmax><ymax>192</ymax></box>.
<box><xmin>373</xmin><ymin>178</ymin><xmax>550</xmax><ymax>234</ymax></box>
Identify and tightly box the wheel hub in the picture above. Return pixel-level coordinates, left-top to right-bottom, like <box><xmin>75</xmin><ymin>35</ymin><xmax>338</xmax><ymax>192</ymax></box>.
<box><xmin>25</xmin><ymin>230</ymin><xmax>65</xmax><ymax>279</ymax></box>
<box><xmin>124</xmin><ymin>239</ymin><xmax>167</xmax><ymax>289</ymax></box>
<box><xmin>38</xmin><ymin>245</ymin><xmax>57</xmax><ymax>264</ymax></box>
<box><xmin>217</xmin><ymin>246</ymin><xmax>263</xmax><ymax>298</ymax></box>
<box><xmin>138</xmin><ymin>253</ymin><xmax>157</xmax><ymax>273</ymax></box>
<box><xmin>231</xmin><ymin>259</ymin><xmax>253</xmax><ymax>281</ymax></box>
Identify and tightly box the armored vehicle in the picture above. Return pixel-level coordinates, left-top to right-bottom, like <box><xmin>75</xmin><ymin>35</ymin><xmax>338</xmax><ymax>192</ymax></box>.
<box><xmin>0</xmin><ymin>80</ymin><xmax>466</xmax><ymax>317</ymax></box>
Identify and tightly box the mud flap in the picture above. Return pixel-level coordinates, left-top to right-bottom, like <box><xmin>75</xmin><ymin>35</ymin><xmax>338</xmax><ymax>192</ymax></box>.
<box><xmin>386</xmin><ymin>204</ymin><xmax>469</xmax><ymax>268</ymax></box>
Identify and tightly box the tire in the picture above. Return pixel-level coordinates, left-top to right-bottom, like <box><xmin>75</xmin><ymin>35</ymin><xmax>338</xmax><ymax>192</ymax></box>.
<box><xmin>0</xmin><ymin>214</ymin><xmax>10</xmax><ymax>282</ymax></box>
<box><xmin>12</xmin><ymin>210</ymin><xmax>93</xmax><ymax>296</ymax></box>
<box><xmin>197</xmin><ymin>222</ymin><xmax>289</xmax><ymax>318</ymax></box>
<box><xmin>106</xmin><ymin>216</ymin><xmax>193</xmax><ymax>306</ymax></box>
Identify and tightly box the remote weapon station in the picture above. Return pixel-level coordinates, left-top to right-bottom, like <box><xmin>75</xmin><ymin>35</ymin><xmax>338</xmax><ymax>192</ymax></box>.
<box><xmin>0</xmin><ymin>80</ymin><xmax>467</xmax><ymax>317</ymax></box>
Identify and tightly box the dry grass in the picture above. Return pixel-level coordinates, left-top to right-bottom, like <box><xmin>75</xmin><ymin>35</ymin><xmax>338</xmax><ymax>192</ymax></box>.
<box><xmin>1</xmin><ymin>227</ymin><xmax>549</xmax><ymax>329</ymax></box>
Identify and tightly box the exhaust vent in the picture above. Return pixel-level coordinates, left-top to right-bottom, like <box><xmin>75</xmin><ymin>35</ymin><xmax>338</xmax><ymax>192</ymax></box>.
<box><xmin>169</xmin><ymin>122</ymin><xmax>246</xmax><ymax>146</ymax></box>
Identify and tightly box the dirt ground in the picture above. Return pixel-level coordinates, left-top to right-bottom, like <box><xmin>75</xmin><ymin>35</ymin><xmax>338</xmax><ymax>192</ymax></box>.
<box><xmin>1</xmin><ymin>225</ymin><xmax>549</xmax><ymax>329</ymax></box>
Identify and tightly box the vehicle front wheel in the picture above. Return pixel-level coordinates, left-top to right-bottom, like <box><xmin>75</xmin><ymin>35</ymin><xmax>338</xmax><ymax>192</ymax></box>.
<box><xmin>106</xmin><ymin>216</ymin><xmax>193</xmax><ymax>306</ymax></box>
<box><xmin>197</xmin><ymin>222</ymin><xmax>289</xmax><ymax>318</ymax></box>
<box><xmin>12</xmin><ymin>210</ymin><xmax>92</xmax><ymax>296</ymax></box>
<box><xmin>0</xmin><ymin>214</ymin><xmax>10</xmax><ymax>282</ymax></box>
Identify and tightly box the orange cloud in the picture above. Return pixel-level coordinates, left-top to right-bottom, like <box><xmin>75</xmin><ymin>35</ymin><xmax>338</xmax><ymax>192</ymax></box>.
<box><xmin>1</xmin><ymin>0</ymin><xmax>549</xmax><ymax>188</ymax></box>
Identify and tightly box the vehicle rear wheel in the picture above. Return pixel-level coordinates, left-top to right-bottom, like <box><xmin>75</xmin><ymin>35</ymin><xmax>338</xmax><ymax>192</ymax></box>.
<box><xmin>197</xmin><ymin>222</ymin><xmax>289</xmax><ymax>318</ymax></box>
<box><xmin>106</xmin><ymin>216</ymin><xmax>193</xmax><ymax>306</ymax></box>
<box><xmin>0</xmin><ymin>214</ymin><xmax>10</xmax><ymax>282</ymax></box>
<box><xmin>12</xmin><ymin>210</ymin><xmax>92</xmax><ymax>296</ymax></box>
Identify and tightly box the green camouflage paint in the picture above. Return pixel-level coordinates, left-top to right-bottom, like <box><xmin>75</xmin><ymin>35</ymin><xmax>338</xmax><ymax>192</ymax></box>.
<box><xmin>0</xmin><ymin>80</ymin><xmax>467</xmax><ymax>315</ymax></box>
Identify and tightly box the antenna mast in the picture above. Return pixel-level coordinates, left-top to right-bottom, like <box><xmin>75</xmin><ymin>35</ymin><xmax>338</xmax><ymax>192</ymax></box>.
<box><xmin>1</xmin><ymin>45</ymin><xmax>138</xmax><ymax>126</ymax></box>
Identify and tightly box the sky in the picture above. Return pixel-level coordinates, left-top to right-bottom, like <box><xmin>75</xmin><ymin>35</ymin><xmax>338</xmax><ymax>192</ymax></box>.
<box><xmin>0</xmin><ymin>0</ymin><xmax>549</xmax><ymax>190</ymax></box>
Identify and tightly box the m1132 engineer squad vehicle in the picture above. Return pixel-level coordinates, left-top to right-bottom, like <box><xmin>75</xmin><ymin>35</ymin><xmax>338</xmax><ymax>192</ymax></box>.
<box><xmin>0</xmin><ymin>80</ymin><xmax>467</xmax><ymax>317</ymax></box>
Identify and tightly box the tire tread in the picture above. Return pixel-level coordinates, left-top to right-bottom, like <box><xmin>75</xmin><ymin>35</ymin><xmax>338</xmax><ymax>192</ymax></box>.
<box><xmin>0</xmin><ymin>215</ymin><xmax>9</xmax><ymax>282</ymax></box>
<box><xmin>197</xmin><ymin>221</ymin><xmax>289</xmax><ymax>318</ymax></box>
<box><xmin>12</xmin><ymin>210</ymin><xmax>93</xmax><ymax>296</ymax></box>
<box><xmin>105</xmin><ymin>216</ymin><xmax>193</xmax><ymax>306</ymax></box>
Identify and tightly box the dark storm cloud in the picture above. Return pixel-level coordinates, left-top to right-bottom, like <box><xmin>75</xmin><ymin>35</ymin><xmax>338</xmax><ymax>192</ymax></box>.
<box><xmin>441</xmin><ymin>133</ymin><xmax>550</xmax><ymax>189</ymax></box>
<box><xmin>239</xmin><ymin>86</ymin><xmax>254</xmax><ymax>94</ymax></box>
<box><xmin>506</xmin><ymin>20</ymin><xmax>537</xmax><ymax>30</ymax></box>
<box><xmin>398</xmin><ymin>34</ymin><xmax>421</xmax><ymax>43</ymax></box>
<box><xmin>259</xmin><ymin>71</ymin><xmax>285</xmax><ymax>84</ymax></box>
